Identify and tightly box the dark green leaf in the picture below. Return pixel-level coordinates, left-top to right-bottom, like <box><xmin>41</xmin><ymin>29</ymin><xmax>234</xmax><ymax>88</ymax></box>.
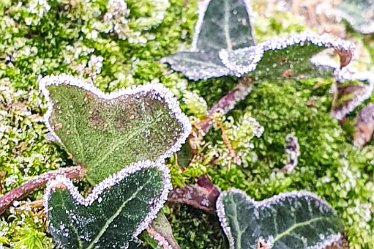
<box><xmin>217</xmin><ymin>189</ymin><xmax>344</xmax><ymax>249</ymax></box>
<box><xmin>45</xmin><ymin>161</ymin><xmax>171</xmax><ymax>249</ymax></box>
<box><xmin>161</xmin><ymin>52</ymin><xmax>235</xmax><ymax>80</ymax></box>
<box><xmin>193</xmin><ymin>0</ymin><xmax>255</xmax><ymax>52</ymax></box>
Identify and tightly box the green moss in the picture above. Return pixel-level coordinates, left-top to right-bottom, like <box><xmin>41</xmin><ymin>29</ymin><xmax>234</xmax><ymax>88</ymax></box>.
<box><xmin>0</xmin><ymin>0</ymin><xmax>373</xmax><ymax>248</ymax></box>
<box><xmin>165</xmin><ymin>205</ymin><xmax>228</xmax><ymax>249</ymax></box>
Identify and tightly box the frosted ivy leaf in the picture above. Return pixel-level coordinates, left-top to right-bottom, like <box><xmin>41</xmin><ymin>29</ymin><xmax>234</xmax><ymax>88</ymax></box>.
<box><xmin>39</xmin><ymin>75</ymin><xmax>191</xmax><ymax>184</ymax></box>
<box><xmin>193</xmin><ymin>0</ymin><xmax>255</xmax><ymax>52</ymax></box>
<box><xmin>331</xmin><ymin>70</ymin><xmax>374</xmax><ymax>120</ymax></box>
<box><xmin>45</xmin><ymin>161</ymin><xmax>171</xmax><ymax>249</ymax></box>
<box><xmin>336</xmin><ymin>0</ymin><xmax>374</xmax><ymax>34</ymax></box>
<box><xmin>161</xmin><ymin>52</ymin><xmax>235</xmax><ymax>81</ymax></box>
<box><xmin>217</xmin><ymin>189</ymin><xmax>344</xmax><ymax>249</ymax></box>
<box><xmin>249</xmin><ymin>33</ymin><xmax>354</xmax><ymax>81</ymax></box>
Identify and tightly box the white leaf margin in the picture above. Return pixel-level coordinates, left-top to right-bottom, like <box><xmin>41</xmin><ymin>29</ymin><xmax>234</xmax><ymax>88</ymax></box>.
<box><xmin>191</xmin><ymin>0</ymin><xmax>254</xmax><ymax>51</ymax></box>
<box><xmin>222</xmin><ymin>32</ymin><xmax>355</xmax><ymax>77</ymax></box>
<box><xmin>44</xmin><ymin>160</ymin><xmax>172</xmax><ymax>248</ymax></box>
<box><xmin>39</xmin><ymin>74</ymin><xmax>192</xmax><ymax>163</ymax></box>
<box><xmin>216</xmin><ymin>188</ymin><xmax>343</xmax><ymax>249</ymax></box>
<box><xmin>164</xmin><ymin>32</ymin><xmax>355</xmax><ymax>80</ymax></box>
<box><xmin>332</xmin><ymin>68</ymin><xmax>374</xmax><ymax>120</ymax></box>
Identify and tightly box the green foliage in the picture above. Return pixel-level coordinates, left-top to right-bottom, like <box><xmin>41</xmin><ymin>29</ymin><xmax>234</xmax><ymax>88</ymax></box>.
<box><xmin>207</xmin><ymin>80</ymin><xmax>373</xmax><ymax>248</ymax></box>
<box><xmin>162</xmin><ymin>0</ymin><xmax>354</xmax><ymax>80</ymax></box>
<box><xmin>41</xmin><ymin>77</ymin><xmax>190</xmax><ymax>184</ymax></box>
<box><xmin>46</xmin><ymin>162</ymin><xmax>170</xmax><ymax>249</ymax></box>
<box><xmin>217</xmin><ymin>189</ymin><xmax>343</xmax><ymax>249</ymax></box>
<box><xmin>194</xmin><ymin>0</ymin><xmax>255</xmax><ymax>51</ymax></box>
<box><xmin>166</xmin><ymin>205</ymin><xmax>228</xmax><ymax>249</ymax></box>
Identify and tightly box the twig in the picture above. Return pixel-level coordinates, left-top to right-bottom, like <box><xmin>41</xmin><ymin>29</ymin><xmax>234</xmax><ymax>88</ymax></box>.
<box><xmin>0</xmin><ymin>166</ymin><xmax>86</xmax><ymax>216</ymax></box>
<box><xmin>197</xmin><ymin>76</ymin><xmax>253</xmax><ymax>135</ymax></box>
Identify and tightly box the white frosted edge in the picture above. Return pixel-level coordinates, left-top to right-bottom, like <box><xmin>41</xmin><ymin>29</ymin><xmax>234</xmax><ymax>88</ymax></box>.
<box><xmin>216</xmin><ymin>191</ymin><xmax>235</xmax><ymax>249</ymax></box>
<box><xmin>39</xmin><ymin>74</ymin><xmax>192</xmax><ymax>161</ymax></box>
<box><xmin>216</xmin><ymin>188</ymin><xmax>340</xmax><ymax>249</ymax></box>
<box><xmin>191</xmin><ymin>0</ymin><xmax>210</xmax><ymax>51</ymax></box>
<box><xmin>44</xmin><ymin>160</ymin><xmax>172</xmax><ymax>244</ymax></box>
<box><xmin>336</xmin><ymin>8</ymin><xmax>374</xmax><ymax>35</ymax></box>
<box><xmin>259</xmin><ymin>32</ymin><xmax>355</xmax><ymax>55</ymax></box>
<box><xmin>219</xmin><ymin>45</ymin><xmax>264</xmax><ymax>76</ymax></box>
<box><xmin>191</xmin><ymin>0</ymin><xmax>254</xmax><ymax>51</ymax></box>
<box><xmin>332</xmin><ymin>69</ymin><xmax>374</xmax><ymax>120</ymax></box>
<box><xmin>148</xmin><ymin>230</ymin><xmax>173</xmax><ymax>249</ymax></box>
<box><xmin>306</xmin><ymin>233</ymin><xmax>343</xmax><ymax>249</ymax></box>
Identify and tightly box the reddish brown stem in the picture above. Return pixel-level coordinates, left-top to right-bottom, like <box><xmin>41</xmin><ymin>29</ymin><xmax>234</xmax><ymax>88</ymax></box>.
<box><xmin>0</xmin><ymin>166</ymin><xmax>86</xmax><ymax>215</ymax></box>
<box><xmin>168</xmin><ymin>176</ymin><xmax>220</xmax><ymax>213</ymax></box>
<box><xmin>197</xmin><ymin>77</ymin><xmax>253</xmax><ymax>135</ymax></box>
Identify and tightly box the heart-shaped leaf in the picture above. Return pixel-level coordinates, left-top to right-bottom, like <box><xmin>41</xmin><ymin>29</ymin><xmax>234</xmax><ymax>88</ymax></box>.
<box><xmin>217</xmin><ymin>189</ymin><xmax>344</xmax><ymax>249</ymax></box>
<box><xmin>353</xmin><ymin>103</ymin><xmax>374</xmax><ymax>147</ymax></box>
<box><xmin>45</xmin><ymin>161</ymin><xmax>171</xmax><ymax>249</ymax></box>
<box><xmin>337</xmin><ymin>0</ymin><xmax>374</xmax><ymax>34</ymax></box>
<box><xmin>192</xmin><ymin>0</ymin><xmax>255</xmax><ymax>52</ymax></box>
<box><xmin>40</xmin><ymin>75</ymin><xmax>191</xmax><ymax>184</ymax></box>
<box><xmin>331</xmin><ymin>70</ymin><xmax>374</xmax><ymax>120</ymax></box>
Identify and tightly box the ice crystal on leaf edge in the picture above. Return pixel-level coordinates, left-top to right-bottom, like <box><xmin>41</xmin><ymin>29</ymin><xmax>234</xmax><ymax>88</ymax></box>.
<box><xmin>44</xmin><ymin>160</ymin><xmax>172</xmax><ymax>242</ymax></box>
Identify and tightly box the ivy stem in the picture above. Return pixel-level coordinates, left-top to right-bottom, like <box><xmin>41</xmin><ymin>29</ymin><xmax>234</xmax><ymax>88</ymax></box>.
<box><xmin>197</xmin><ymin>76</ymin><xmax>254</xmax><ymax>135</ymax></box>
<box><xmin>0</xmin><ymin>166</ymin><xmax>86</xmax><ymax>216</ymax></box>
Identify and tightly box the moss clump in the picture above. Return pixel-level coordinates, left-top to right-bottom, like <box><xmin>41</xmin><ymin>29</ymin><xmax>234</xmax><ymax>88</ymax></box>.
<box><xmin>165</xmin><ymin>205</ymin><xmax>228</xmax><ymax>249</ymax></box>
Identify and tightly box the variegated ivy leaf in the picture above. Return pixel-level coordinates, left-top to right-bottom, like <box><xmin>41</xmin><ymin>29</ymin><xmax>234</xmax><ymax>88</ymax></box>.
<box><xmin>160</xmin><ymin>52</ymin><xmax>235</xmax><ymax>81</ymax></box>
<box><xmin>221</xmin><ymin>33</ymin><xmax>355</xmax><ymax>79</ymax></box>
<box><xmin>217</xmin><ymin>189</ymin><xmax>343</xmax><ymax>249</ymax></box>
<box><xmin>45</xmin><ymin>161</ymin><xmax>171</xmax><ymax>249</ymax></box>
<box><xmin>337</xmin><ymin>0</ymin><xmax>374</xmax><ymax>34</ymax></box>
<box><xmin>192</xmin><ymin>0</ymin><xmax>255</xmax><ymax>52</ymax></box>
<box><xmin>353</xmin><ymin>103</ymin><xmax>374</xmax><ymax>148</ymax></box>
<box><xmin>40</xmin><ymin>75</ymin><xmax>191</xmax><ymax>184</ymax></box>
<box><xmin>331</xmin><ymin>70</ymin><xmax>374</xmax><ymax>120</ymax></box>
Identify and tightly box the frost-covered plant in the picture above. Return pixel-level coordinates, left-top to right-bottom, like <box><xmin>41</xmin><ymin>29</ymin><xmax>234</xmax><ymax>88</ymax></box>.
<box><xmin>0</xmin><ymin>74</ymin><xmax>191</xmax><ymax>248</ymax></box>
<box><xmin>162</xmin><ymin>0</ymin><xmax>355</xmax><ymax>133</ymax></box>
<box><xmin>217</xmin><ymin>189</ymin><xmax>344</xmax><ymax>249</ymax></box>
<box><xmin>38</xmin><ymin>74</ymin><xmax>191</xmax><ymax>247</ymax></box>
<box><xmin>45</xmin><ymin>161</ymin><xmax>171</xmax><ymax>248</ymax></box>
<box><xmin>39</xmin><ymin>74</ymin><xmax>191</xmax><ymax>184</ymax></box>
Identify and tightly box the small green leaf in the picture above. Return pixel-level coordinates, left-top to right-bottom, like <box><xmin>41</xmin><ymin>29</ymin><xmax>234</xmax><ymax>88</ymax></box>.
<box><xmin>45</xmin><ymin>161</ymin><xmax>171</xmax><ymax>249</ymax></box>
<box><xmin>193</xmin><ymin>0</ymin><xmax>255</xmax><ymax>51</ymax></box>
<box><xmin>217</xmin><ymin>189</ymin><xmax>344</xmax><ymax>249</ymax></box>
<box><xmin>337</xmin><ymin>0</ymin><xmax>374</xmax><ymax>34</ymax></box>
<box><xmin>161</xmin><ymin>52</ymin><xmax>234</xmax><ymax>80</ymax></box>
<box><xmin>40</xmin><ymin>75</ymin><xmax>191</xmax><ymax>184</ymax></box>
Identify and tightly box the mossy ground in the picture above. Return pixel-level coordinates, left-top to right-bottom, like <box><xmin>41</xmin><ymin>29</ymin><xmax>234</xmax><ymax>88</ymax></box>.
<box><xmin>0</xmin><ymin>0</ymin><xmax>373</xmax><ymax>248</ymax></box>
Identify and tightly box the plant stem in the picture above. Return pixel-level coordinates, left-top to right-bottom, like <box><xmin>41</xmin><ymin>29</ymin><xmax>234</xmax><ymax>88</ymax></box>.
<box><xmin>0</xmin><ymin>166</ymin><xmax>86</xmax><ymax>215</ymax></box>
<box><xmin>168</xmin><ymin>176</ymin><xmax>220</xmax><ymax>213</ymax></box>
<box><xmin>197</xmin><ymin>76</ymin><xmax>253</xmax><ymax>135</ymax></box>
